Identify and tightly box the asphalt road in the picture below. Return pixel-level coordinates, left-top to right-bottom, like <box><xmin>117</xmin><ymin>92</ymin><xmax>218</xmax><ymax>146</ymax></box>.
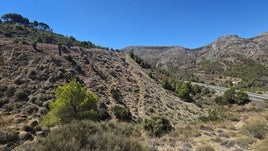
<box><xmin>190</xmin><ymin>82</ymin><xmax>268</xmax><ymax>101</ymax></box>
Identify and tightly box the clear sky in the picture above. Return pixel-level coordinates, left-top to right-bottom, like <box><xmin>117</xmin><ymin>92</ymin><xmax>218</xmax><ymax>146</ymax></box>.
<box><xmin>1</xmin><ymin>0</ymin><xmax>268</xmax><ymax>49</ymax></box>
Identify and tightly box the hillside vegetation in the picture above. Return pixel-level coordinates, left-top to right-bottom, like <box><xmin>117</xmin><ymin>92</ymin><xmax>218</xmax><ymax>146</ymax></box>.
<box><xmin>0</xmin><ymin>13</ymin><xmax>203</xmax><ymax>150</ymax></box>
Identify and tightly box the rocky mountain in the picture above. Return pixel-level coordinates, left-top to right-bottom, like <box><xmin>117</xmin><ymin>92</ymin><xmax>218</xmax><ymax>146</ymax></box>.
<box><xmin>123</xmin><ymin>34</ymin><xmax>268</xmax><ymax>69</ymax></box>
<box><xmin>122</xmin><ymin>33</ymin><xmax>268</xmax><ymax>90</ymax></box>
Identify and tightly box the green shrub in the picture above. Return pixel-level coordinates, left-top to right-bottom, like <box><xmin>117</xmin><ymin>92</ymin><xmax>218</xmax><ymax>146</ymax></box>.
<box><xmin>6</xmin><ymin>86</ymin><xmax>15</xmax><ymax>97</ymax></box>
<box><xmin>143</xmin><ymin>116</ymin><xmax>172</xmax><ymax>137</ymax></box>
<box><xmin>0</xmin><ymin>92</ymin><xmax>3</xmax><ymax>98</ymax></box>
<box><xmin>215</xmin><ymin>96</ymin><xmax>226</xmax><ymax>105</ymax></box>
<box><xmin>178</xmin><ymin>82</ymin><xmax>193</xmax><ymax>102</ymax></box>
<box><xmin>223</xmin><ymin>89</ymin><xmax>250</xmax><ymax>105</ymax></box>
<box><xmin>15</xmin><ymin>91</ymin><xmax>29</xmax><ymax>101</ymax></box>
<box><xmin>235</xmin><ymin>91</ymin><xmax>250</xmax><ymax>104</ymax></box>
<box><xmin>19</xmin><ymin>39</ymin><xmax>27</xmax><ymax>45</ymax></box>
<box><xmin>199</xmin><ymin>107</ymin><xmax>226</xmax><ymax>122</ymax></box>
<box><xmin>147</xmin><ymin>71</ymin><xmax>153</xmax><ymax>79</ymax></box>
<box><xmin>128</xmin><ymin>51</ymin><xmax>151</xmax><ymax>69</ymax></box>
<box><xmin>37</xmin><ymin>120</ymin><xmax>146</xmax><ymax>151</ymax></box>
<box><xmin>27</xmin><ymin>69</ymin><xmax>37</xmax><ymax>79</ymax></box>
<box><xmin>0</xmin><ymin>85</ymin><xmax>7</xmax><ymax>92</ymax></box>
<box><xmin>0</xmin><ymin>130</ymin><xmax>18</xmax><ymax>144</ymax></box>
<box><xmin>97</xmin><ymin>109</ymin><xmax>110</xmax><ymax>120</ymax></box>
<box><xmin>0</xmin><ymin>98</ymin><xmax>8</xmax><ymax>107</ymax></box>
<box><xmin>112</xmin><ymin>105</ymin><xmax>132</xmax><ymax>121</ymax></box>
<box><xmin>161</xmin><ymin>79</ymin><xmax>174</xmax><ymax>91</ymax></box>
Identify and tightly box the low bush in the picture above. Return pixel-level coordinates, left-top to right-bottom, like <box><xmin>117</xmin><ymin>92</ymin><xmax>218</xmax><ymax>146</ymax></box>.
<box><xmin>110</xmin><ymin>85</ymin><xmax>122</xmax><ymax>103</ymax></box>
<box><xmin>215</xmin><ymin>96</ymin><xmax>226</xmax><ymax>105</ymax></box>
<box><xmin>0</xmin><ymin>130</ymin><xmax>18</xmax><ymax>144</ymax></box>
<box><xmin>0</xmin><ymin>98</ymin><xmax>8</xmax><ymax>107</ymax></box>
<box><xmin>143</xmin><ymin>116</ymin><xmax>172</xmax><ymax>137</ymax></box>
<box><xmin>15</xmin><ymin>90</ymin><xmax>29</xmax><ymax>101</ymax></box>
<box><xmin>111</xmin><ymin>105</ymin><xmax>132</xmax><ymax>121</ymax></box>
<box><xmin>0</xmin><ymin>85</ymin><xmax>8</xmax><ymax>92</ymax></box>
<box><xmin>196</xmin><ymin>144</ymin><xmax>215</xmax><ymax>151</ymax></box>
<box><xmin>37</xmin><ymin>120</ymin><xmax>146</xmax><ymax>151</ymax></box>
<box><xmin>253</xmin><ymin>135</ymin><xmax>268</xmax><ymax>151</ymax></box>
<box><xmin>199</xmin><ymin>107</ymin><xmax>226</xmax><ymax>122</ymax></box>
<box><xmin>241</xmin><ymin>120</ymin><xmax>268</xmax><ymax>139</ymax></box>
<box><xmin>97</xmin><ymin>109</ymin><xmax>110</xmax><ymax>120</ymax></box>
<box><xmin>27</xmin><ymin>69</ymin><xmax>37</xmax><ymax>79</ymax></box>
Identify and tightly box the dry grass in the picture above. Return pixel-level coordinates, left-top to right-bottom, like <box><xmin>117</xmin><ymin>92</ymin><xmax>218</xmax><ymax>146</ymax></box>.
<box><xmin>235</xmin><ymin>136</ymin><xmax>256</xmax><ymax>149</ymax></box>
<box><xmin>171</xmin><ymin>124</ymin><xmax>201</xmax><ymax>142</ymax></box>
<box><xmin>252</xmin><ymin>135</ymin><xmax>268</xmax><ymax>151</ymax></box>
<box><xmin>240</xmin><ymin>117</ymin><xmax>268</xmax><ymax>139</ymax></box>
<box><xmin>196</xmin><ymin>144</ymin><xmax>215</xmax><ymax>151</ymax></box>
<box><xmin>0</xmin><ymin>115</ymin><xmax>13</xmax><ymax>130</ymax></box>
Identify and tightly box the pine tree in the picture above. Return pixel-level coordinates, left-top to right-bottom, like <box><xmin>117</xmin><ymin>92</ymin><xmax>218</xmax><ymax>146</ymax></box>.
<box><xmin>42</xmin><ymin>79</ymin><xmax>98</xmax><ymax>126</ymax></box>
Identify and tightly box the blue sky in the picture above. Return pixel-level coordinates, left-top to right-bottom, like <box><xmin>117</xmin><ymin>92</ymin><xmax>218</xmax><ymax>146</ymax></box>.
<box><xmin>1</xmin><ymin>0</ymin><xmax>268</xmax><ymax>49</ymax></box>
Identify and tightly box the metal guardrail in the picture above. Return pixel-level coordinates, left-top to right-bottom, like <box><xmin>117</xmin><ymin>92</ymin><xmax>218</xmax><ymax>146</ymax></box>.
<box><xmin>189</xmin><ymin>82</ymin><xmax>268</xmax><ymax>101</ymax></box>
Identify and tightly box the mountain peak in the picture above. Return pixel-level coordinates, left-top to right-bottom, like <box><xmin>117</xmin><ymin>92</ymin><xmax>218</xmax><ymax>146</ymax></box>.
<box><xmin>214</xmin><ymin>35</ymin><xmax>240</xmax><ymax>43</ymax></box>
<box><xmin>211</xmin><ymin>35</ymin><xmax>241</xmax><ymax>50</ymax></box>
<box><xmin>259</xmin><ymin>32</ymin><xmax>268</xmax><ymax>36</ymax></box>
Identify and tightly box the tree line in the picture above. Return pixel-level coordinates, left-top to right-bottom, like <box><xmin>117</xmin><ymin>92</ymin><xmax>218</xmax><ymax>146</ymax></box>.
<box><xmin>0</xmin><ymin>13</ymin><xmax>52</xmax><ymax>31</ymax></box>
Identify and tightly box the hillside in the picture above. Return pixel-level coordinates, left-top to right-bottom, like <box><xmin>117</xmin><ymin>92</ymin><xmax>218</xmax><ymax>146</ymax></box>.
<box><xmin>0</xmin><ymin>38</ymin><xmax>201</xmax><ymax>120</ymax></box>
<box><xmin>122</xmin><ymin>34</ymin><xmax>268</xmax><ymax>91</ymax></box>
<box><xmin>0</xmin><ymin>20</ymin><xmax>203</xmax><ymax>150</ymax></box>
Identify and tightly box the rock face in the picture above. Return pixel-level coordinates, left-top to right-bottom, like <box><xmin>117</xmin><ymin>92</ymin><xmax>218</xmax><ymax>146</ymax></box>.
<box><xmin>122</xmin><ymin>33</ymin><xmax>268</xmax><ymax>71</ymax></box>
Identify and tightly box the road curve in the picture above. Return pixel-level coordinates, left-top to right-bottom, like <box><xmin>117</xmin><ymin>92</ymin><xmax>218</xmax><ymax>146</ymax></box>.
<box><xmin>190</xmin><ymin>82</ymin><xmax>268</xmax><ymax>101</ymax></box>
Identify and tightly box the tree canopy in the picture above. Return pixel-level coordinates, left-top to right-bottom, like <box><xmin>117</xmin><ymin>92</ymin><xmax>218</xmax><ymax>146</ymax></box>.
<box><xmin>42</xmin><ymin>79</ymin><xmax>98</xmax><ymax>126</ymax></box>
<box><xmin>33</xmin><ymin>21</ymin><xmax>52</xmax><ymax>31</ymax></box>
<box><xmin>1</xmin><ymin>13</ymin><xmax>52</xmax><ymax>31</ymax></box>
<box><xmin>1</xmin><ymin>13</ymin><xmax>30</xmax><ymax>25</ymax></box>
<box><xmin>223</xmin><ymin>88</ymin><xmax>250</xmax><ymax>105</ymax></box>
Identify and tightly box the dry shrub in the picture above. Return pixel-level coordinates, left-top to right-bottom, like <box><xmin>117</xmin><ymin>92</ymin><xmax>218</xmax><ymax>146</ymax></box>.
<box><xmin>37</xmin><ymin>120</ymin><xmax>147</xmax><ymax>151</ymax></box>
<box><xmin>196</xmin><ymin>144</ymin><xmax>215</xmax><ymax>151</ymax></box>
<box><xmin>252</xmin><ymin>135</ymin><xmax>268</xmax><ymax>151</ymax></box>
<box><xmin>241</xmin><ymin>120</ymin><xmax>268</xmax><ymax>139</ymax></box>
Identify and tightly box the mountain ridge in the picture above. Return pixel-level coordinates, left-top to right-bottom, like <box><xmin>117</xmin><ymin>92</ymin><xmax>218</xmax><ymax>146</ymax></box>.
<box><xmin>122</xmin><ymin>32</ymin><xmax>268</xmax><ymax>91</ymax></box>
<box><xmin>122</xmin><ymin>32</ymin><xmax>268</xmax><ymax>66</ymax></box>
<box><xmin>123</xmin><ymin>32</ymin><xmax>268</xmax><ymax>51</ymax></box>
